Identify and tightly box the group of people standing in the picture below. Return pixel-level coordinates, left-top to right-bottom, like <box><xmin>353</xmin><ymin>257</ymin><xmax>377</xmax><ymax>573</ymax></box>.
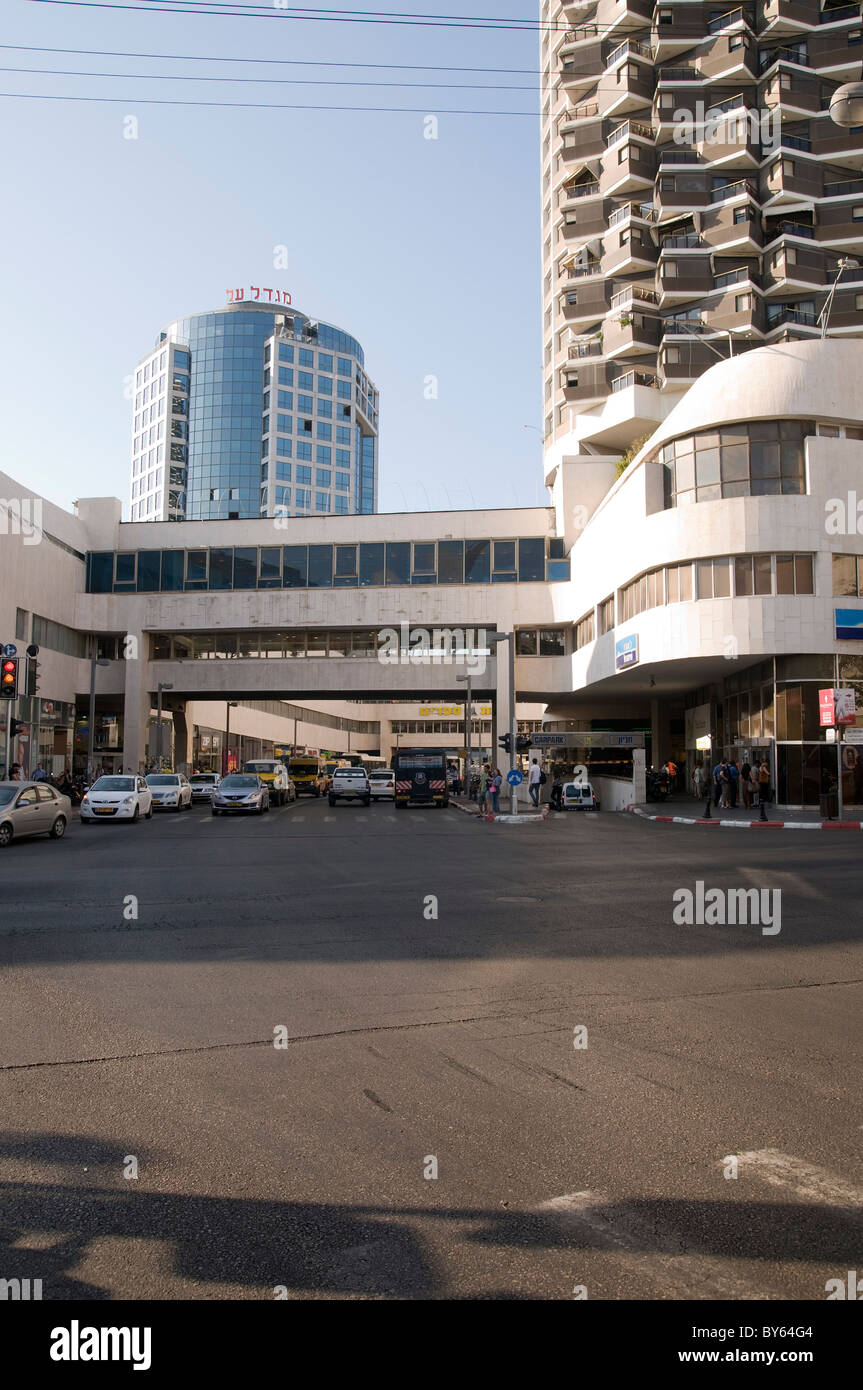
<box><xmin>693</xmin><ymin>758</ymin><xmax>771</xmax><ymax>809</ymax></box>
<box><xmin>476</xmin><ymin>764</ymin><xmax>504</xmax><ymax>814</ymax></box>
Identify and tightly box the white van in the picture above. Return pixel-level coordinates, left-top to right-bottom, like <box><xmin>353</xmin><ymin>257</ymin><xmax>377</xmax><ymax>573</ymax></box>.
<box><xmin>562</xmin><ymin>781</ymin><xmax>599</xmax><ymax>811</ymax></box>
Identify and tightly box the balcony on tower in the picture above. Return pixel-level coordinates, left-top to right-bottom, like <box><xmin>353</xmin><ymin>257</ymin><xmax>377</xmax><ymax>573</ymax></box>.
<box><xmin>600</xmin><ymin>41</ymin><xmax>655</xmax><ymax>116</ymax></box>
<box><xmin>652</xmin><ymin>6</ymin><xmax>712</xmax><ymax>58</ymax></box>
<box><xmin>759</xmin><ymin>66</ymin><xmax>821</xmax><ymax>119</ymax></box>
<box><xmin>558</xmin><ymin>114</ymin><xmax>606</xmax><ymax>163</ymax></box>
<box><xmin>559</xmin><ymin>279</ymin><xmax>611</xmax><ymax>327</ymax></box>
<box><xmin>762</xmin><ymin>241</ymin><xmax>832</xmax><ymax>295</ymax></box>
<box><xmin>601</xmin><ymin>120</ymin><xmax>657</xmax><ymax>196</ymax></box>
<box><xmin>816</xmin><ymin>186</ymin><xmax>863</xmax><ymax>250</ymax></box>
<box><xmin>812</xmin><ymin>120</ymin><xmax>863</xmax><ymax>173</ymax></box>
<box><xmin>698</xmin><ymin>27</ymin><xmax>759</xmax><ymax>85</ymax></box>
<box><xmin>658</xmin><ymin>333</ymin><xmax>725</xmax><ymax>385</ymax></box>
<box><xmin>758</xmin><ymin>0</ymin><xmax>818</xmax><ymax>38</ymax></box>
<box><xmin>596</xmin><ymin>0</ymin><xmax>653</xmax><ymax>40</ymax></box>
<box><xmin>655</xmin><ymin>171</ymin><xmax>712</xmax><ymax>217</ymax></box>
<box><xmin>694</xmin><ymin>98</ymin><xmax>762</xmax><ymax>168</ymax></box>
<box><xmin>560</xmin><ymin>353</ymin><xmax>613</xmax><ymax>407</ymax></box>
<box><xmin>701</xmin><ymin>198</ymin><xmax>764</xmax><ymax>254</ymax></box>
<box><xmin>658</xmin><ymin>252</ymin><xmax>716</xmax><ymax>304</ymax></box>
<box><xmin>560</xmin><ymin>37</ymin><xmax>605</xmax><ymax>98</ymax></box>
<box><xmin>558</xmin><ymin>166</ymin><xmax>603</xmax><ymax>208</ymax></box>
<box><xmin>602</xmin><ymin>216</ymin><xmax>658</xmax><ymax>275</ymax></box>
<box><xmin>602</xmin><ymin>306</ymin><xmax>660</xmax><ymax>357</ymax></box>
<box><xmin>809</xmin><ymin>26</ymin><xmax>863</xmax><ymax>81</ymax></box>
<box><xmin>761</xmin><ymin>152</ymin><xmax>822</xmax><ymax>205</ymax></box>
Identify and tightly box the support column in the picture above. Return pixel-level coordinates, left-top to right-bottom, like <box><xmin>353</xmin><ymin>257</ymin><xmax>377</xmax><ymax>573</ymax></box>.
<box><xmin>172</xmin><ymin>706</ymin><xmax>193</xmax><ymax>774</ymax></box>
<box><xmin>122</xmin><ymin>632</ymin><xmax>150</xmax><ymax>774</ymax></box>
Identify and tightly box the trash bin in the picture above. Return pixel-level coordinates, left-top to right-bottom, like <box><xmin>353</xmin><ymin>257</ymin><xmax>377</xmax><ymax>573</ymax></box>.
<box><xmin>820</xmin><ymin>792</ymin><xmax>838</xmax><ymax>819</ymax></box>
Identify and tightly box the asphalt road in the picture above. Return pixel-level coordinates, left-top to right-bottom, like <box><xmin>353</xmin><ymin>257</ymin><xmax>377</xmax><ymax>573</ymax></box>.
<box><xmin>0</xmin><ymin>798</ymin><xmax>861</xmax><ymax>1301</ymax></box>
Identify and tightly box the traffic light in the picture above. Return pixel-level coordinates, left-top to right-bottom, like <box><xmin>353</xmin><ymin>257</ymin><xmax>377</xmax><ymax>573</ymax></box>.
<box><xmin>498</xmin><ymin>732</ymin><xmax>512</xmax><ymax>755</ymax></box>
<box><xmin>10</xmin><ymin>717</ymin><xmax>24</xmax><ymax>737</ymax></box>
<box><xmin>25</xmin><ymin>644</ymin><xmax>39</xmax><ymax>696</ymax></box>
<box><xmin>0</xmin><ymin>658</ymin><xmax>18</xmax><ymax>700</ymax></box>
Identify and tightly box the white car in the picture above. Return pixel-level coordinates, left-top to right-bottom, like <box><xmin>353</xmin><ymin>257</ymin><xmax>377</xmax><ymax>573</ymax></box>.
<box><xmin>189</xmin><ymin>772</ymin><xmax>221</xmax><ymax>802</ymax></box>
<box><xmin>369</xmin><ymin>769</ymin><xmax>395</xmax><ymax>801</ymax></box>
<box><xmin>80</xmin><ymin>774</ymin><xmax>153</xmax><ymax>824</ymax></box>
<box><xmin>328</xmin><ymin>766</ymin><xmax>371</xmax><ymax>806</ymax></box>
<box><xmin>146</xmin><ymin>772</ymin><xmax>193</xmax><ymax>811</ymax></box>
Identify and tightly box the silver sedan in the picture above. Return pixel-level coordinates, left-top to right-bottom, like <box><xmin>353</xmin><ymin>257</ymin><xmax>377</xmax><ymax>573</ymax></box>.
<box><xmin>0</xmin><ymin>780</ymin><xmax>72</xmax><ymax>848</ymax></box>
<box><xmin>211</xmin><ymin>774</ymin><xmax>270</xmax><ymax>816</ymax></box>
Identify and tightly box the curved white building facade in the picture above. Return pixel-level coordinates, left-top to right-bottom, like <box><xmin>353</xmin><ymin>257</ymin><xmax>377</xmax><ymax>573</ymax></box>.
<box><xmin>3</xmin><ymin>340</ymin><xmax>863</xmax><ymax>807</ymax></box>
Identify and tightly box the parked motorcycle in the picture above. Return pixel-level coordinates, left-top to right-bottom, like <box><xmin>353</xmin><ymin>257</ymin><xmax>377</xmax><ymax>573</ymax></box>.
<box><xmin>646</xmin><ymin>768</ymin><xmax>670</xmax><ymax>802</ymax></box>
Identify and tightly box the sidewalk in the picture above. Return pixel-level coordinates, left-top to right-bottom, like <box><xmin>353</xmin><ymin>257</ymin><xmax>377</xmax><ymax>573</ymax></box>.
<box><xmin>450</xmin><ymin>794</ymin><xmax>551</xmax><ymax>823</ymax></box>
<box><xmin>629</xmin><ymin>795</ymin><xmax>863</xmax><ymax>831</ymax></box>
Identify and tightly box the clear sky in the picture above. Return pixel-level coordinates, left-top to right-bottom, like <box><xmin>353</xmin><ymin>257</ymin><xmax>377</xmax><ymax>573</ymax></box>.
<box><xmin>0</xmin><ymin>0</ymin><xmax>544</xmax><ymax>517</ymax></box>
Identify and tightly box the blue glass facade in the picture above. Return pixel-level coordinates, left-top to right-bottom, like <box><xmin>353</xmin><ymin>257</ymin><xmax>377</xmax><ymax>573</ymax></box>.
<box><xmin>152</xmin><ymin>303</ymin><xmax>374</xmax><ymax>522</ymax></box>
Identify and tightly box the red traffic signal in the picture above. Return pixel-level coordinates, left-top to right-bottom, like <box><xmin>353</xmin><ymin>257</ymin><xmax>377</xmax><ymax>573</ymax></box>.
<box><xmin>1</xmin><ymin>657</ymin><xmax>18</xmax><ymax>699</ymax></box>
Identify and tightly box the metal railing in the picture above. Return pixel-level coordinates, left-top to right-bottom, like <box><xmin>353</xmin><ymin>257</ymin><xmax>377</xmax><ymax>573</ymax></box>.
<box><xmin>660</xmin><ymin>233</ymin><xmax>703</xmax><ymax>249</ymax></box>
<box><xmin>562</xmin><ymin>181</ymin><xmax>601</xmax><ymax>199</ymax></box>
<box><xmin>607</xmin><ymin>118</ymin><xmax>654</xmax><ymax>145</ymax></box>
<box><xmin>611</xmin><ymin>369</ymin><xmax>660</xmax><ymax>391</ymax></box>
<box><xmin>710</xmin><ymin>178</ymin><xmax>757</xmax><ymax>202</ymax></box>
<box><xmin>767</xmin><ymin>305</ymin><xmax>817</xmax><ymax>327</ymax></box>
<box><xmin>768</xmin><ymin>220</ymin><xmax>815</xmax><ymax>238</ymax></box>
<box><xmin>561</xmin><ymin>261</ymin><xmax>603</xmax><ymax>278</ymax></box>
<box><xmin>657</xmin><ymin>67</ymin><xmax>702</xmax><ymax>82</ymax></box>
<box><xmin>561</xmin><ymin>24</ymin><xmax>601</xmax><ymax>43</ymax></box>
<box><xmin>608</xmin><ymin>201</ymin><xmax>656</xmax><ymax>226</ymax></box>
<box><xmin>560</xmin><ymin>101</ymin><xmax>599</xmax><ymax>122</ymax></box>
<box><xmin>660</xmin><ymin>149</ymin><xmax>702</xmax><ymax>164</ymax></box>
<box><xmin>605</xmin><ymin>37</ymin><xmax>653</xmax><ymax>68</ymax></box>
<box><xmin>759</xmin><ymin>46</ymin><xmax>809</xmax><ymax>71</ymax></box>
<box><xmin>823</xmin><ymin>177</ymin><xmax>863</xmax><ymax>197</ymax></box>
<box><xmin>662</xmin><ymin>318</ymin><xmax>706</xmax><ymax>334</ymax></box>
<box><xmin>567</xmin><ymin>341</ymin><xmax>604</xmax><ymax>358</ymax></box>
<box><xmin>707</xmin><ymin>6</ymin><xmax>752</xmax><ymax>35</ymax></box>
<box><xmin>610</xmin><ymin>286</ymin><xmax>660</xmax><ymax>308</ymax></box>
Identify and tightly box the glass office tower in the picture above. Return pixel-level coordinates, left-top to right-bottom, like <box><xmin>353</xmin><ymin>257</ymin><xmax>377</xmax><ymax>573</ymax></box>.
<box><xmin>129</xmin><ymin>300</ymin><xmax>378</xmax><ymax>522</ymax></box>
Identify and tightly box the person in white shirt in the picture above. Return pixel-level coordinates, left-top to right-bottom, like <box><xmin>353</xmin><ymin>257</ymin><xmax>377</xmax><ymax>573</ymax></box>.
<box><xmin>528</xmin><ymin>757</ymin><xmax>543</xmax><ymax>808</ymax></box>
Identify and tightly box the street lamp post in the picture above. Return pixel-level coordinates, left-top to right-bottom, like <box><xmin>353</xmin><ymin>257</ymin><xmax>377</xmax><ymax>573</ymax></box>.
<box><xmin>818</xmin><ymin>258</ymin><xmax>861</xmax><ymax>339</ymax></box>
<box><xmin>457</xmin><ymin>671</ymin><xmax>472</xmax><ymax>799</ymax></box>
<box><xmin>487</xmin><ymin>631</ymin><xmax>518</xmax><ymax>816</ymax></box>
<box><xmin>87</xmin><ymin>656</ymin><xmax>110</xmax><ymax>783</ymax></box>
<box><xmin>155</xmin><ymin>682</ymin><xmax>173</xmax><ymax>770</ymax></box>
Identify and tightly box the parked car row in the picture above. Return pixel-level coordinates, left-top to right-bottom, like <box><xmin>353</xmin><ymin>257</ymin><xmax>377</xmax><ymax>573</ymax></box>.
<box><xmin>0</xmin><ymin>762</ymin><xmax>396</xmax><ymax>846</ymax></box>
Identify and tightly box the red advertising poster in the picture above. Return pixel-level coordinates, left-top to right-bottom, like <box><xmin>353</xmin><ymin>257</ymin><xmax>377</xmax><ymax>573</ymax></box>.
<box><xmin>819</xmin><ymin>689</ymin><xmax>835</xmax><ymax>726</ymax></box>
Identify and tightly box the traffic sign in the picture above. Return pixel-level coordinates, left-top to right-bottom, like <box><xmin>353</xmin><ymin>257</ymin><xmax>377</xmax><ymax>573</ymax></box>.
<box><xmin>506</xmin><ymin>768</ymin><xmax>524</xmax><ymax>786</ymax></box>
<box><xmin>2</xmin><ymin>643</ymin><xmax>17</xmax><ymax>657</ymax></box>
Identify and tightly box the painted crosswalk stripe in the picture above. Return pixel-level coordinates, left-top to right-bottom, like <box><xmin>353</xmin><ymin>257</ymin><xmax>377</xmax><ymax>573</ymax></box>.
<box><xmin>734</xmin><ymin>1150</ymin><xmax>863</xmax><ymax>1210</ymax></box>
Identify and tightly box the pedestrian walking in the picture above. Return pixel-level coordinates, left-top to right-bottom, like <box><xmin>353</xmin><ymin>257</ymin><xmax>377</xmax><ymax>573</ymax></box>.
<box><xmin>490</xmin><ymin>767</ymin><xmax>502</xmax><ymax>814</ymax></box>
<box><xmin>712</xmin><ymin>760</ymin><xmax>722</xmax><ymax>807</ymax></box>
<box><xmin>728</xmin><ymin>760</ymin><xmax>739</xmax><ymax>809</ymax></box>
<box><xmin>550</xmin><ymin>766</ymin><xmax>564</xmax><ymax>812</ymax></box>
<box><xmin>758</xmin><ymin>759</ymin><xmax>771</xmax><ymax>807</ymax></box>
<box><xmin>528</xmin><ymin>757</ymin><xmax>542</xmax><ymax>808</ymax></box>
<box><xmin>692</xmin><ymin>764</ymin><xmax>704</xmax><ymax>799</ymax></box>
<box><xmin>478</xmin><ymin>763</ymin><xmax>490</xmax><ymax>813</ymax></box>
<box><xmin>32</xmin><ymin>762</ymin><xmax>47</xmax><ymax>782</ymax></box>
<box><xmin>719</xmin><ymin>761</ymin><xmax>730</xmax><ymax>808</ymax></box>
<box><xmin>740</xmin><ymin>759</ymin><xmax>752</xmax><ymax>810</ymax></box>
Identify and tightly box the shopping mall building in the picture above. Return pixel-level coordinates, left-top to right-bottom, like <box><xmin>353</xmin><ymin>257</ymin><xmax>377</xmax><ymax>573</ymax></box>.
<box><xmin>3</xmin><ymin>339</ymin><xmax>863</xmax><ymax>808</ymax></box>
